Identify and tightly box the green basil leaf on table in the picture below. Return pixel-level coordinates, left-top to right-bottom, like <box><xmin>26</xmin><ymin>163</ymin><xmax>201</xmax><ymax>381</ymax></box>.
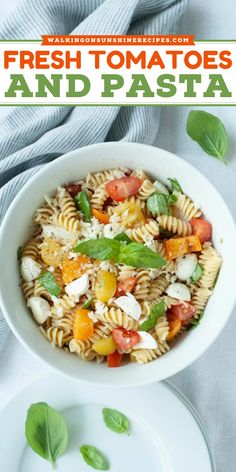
<box><xmin>73</xmin><ymin>238</ymin><xmax>121</xmax><ymax>260</ymax></box>
<box><xmin>102</xmin><ymin>408</ymin><xmax>130</xmax><ymax>434</ymax></box>
<box><xmin>118</xmin><ymin>242</ymin><xmax>166</xmax><ymax>269</ymax></box>
<box><xmin>38</xmin><ymin>271</ymin><xmax>61</xmax><ymax>297</ymax></box>
<box><xmin>167</xmin><ymin>177</ymin><xmax>183</xmax><ymax>193</ymax></box>
<box><xmin>140</xmin><ymin>300</ymin><xmax>166</xmax><ymax>331</ymax></box>
<box><xmin>25</xmin><ymin>402</ymin><xmax>69</xmax><ymax>469</ymax></box>
<box><xmin>75</xmin><ymin>190</ymin><xmax>92</xmax><ymax>221</ymax></box>
<box><xmin>80</xmin><ymin>445</ymin><xmax>109</xmax><ymax>470</ymax></box>
<box><xmin>114</xmin><ymin>232</ymin><xmax>132</xmax><ymax>244</ymax></box>
<box><xmin>186</xmin><ymin>110</ymin><xmax>228</xmax><ymax>163</ymax></box>
<box><xmin>147</xmin><ymin>192</ymin><xmax>177</xmax><ymax>216</ymax></box>
<box><xmin>191</xmin><ymin>263</ymin><xmax>203</xmax><ymax>282</ymax></box>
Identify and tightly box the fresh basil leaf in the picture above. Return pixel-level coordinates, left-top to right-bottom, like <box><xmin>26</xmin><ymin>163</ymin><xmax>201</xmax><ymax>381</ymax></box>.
<box><xmin>38</xmin><ymin>271</ymin><xmax>61</xmax><ymax>297</ymax></box>
<box><xmin>73</xmin><ymin>238</ymin><xmax>120</xmax><ymax>261</ymax></box>
<box><xmin>82</xmin><ymin>297</ymin><xmax>94</xmax><ymax>309</ymax></box>
<box><xmin>17</xmin><ymin>246</ymin><xmax>22</xmax><ymax>260</ymax></box>
<box><xmin>118</xmin><ymin>242</ymin><xmax>166</xmax><ymax>269</ymax></box>
<box><xmin>187</xmin><ymin>311</ymin><xmax>204</xmax><ymax>330</ymax></box>
<box><xmin>25</xmin><ymin>402</ymin><xmax>69</xmax><ymax>469</ymax></box>
<box><xmin>114</xmin><ymin>232</ymin><xmax>132</xmax><ymax>244</ymax></box>
<box><xmin>167</xmin><ymin>178</ymin><xmax>183</xmax><ymax>193</ymax></box>
<box><xmin>191</xmin><ymin>264</ymin><xmax>203</xmax><ymax>282</ymax></box>
<box><xmin>140</xmin><ymin>300</ymin><xmax>166</xmax><ymax>331</ymax></box>
<box><xmin>102</xmin><ymin>408</ymin><xmax>129</xmax><ymax>434</ymax></box>
<box><xmin>147</xmin><ymin>192</ymin><xmax>176</xmax><ymax>216</ymax></box>
<box><xmin>75</xmin><ymin>190</ymin><xmax>92</xmax><ymax>221</ymax></box>
<box><xmin>80</xmin><ymin>445</ymin><xmax>109</xmax><ymax>470</ymax></box>
<box><xmin>186</xmin><ymin>110</ymin><xmax>228</xmax><ymax>163</ymax></box>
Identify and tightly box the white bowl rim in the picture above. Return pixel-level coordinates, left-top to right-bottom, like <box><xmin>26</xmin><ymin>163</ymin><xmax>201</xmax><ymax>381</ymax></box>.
<box><xmin>0</xmin><ymin>141</ymin><xmax>236</xmax><ymax>387</ymax></box>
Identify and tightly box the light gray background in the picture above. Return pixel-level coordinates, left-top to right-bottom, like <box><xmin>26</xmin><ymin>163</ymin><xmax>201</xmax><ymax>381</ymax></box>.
<box><xmin>0</xmin><ymin>1</ymin><xmax>235</xmax><ymax>471</ymax></box>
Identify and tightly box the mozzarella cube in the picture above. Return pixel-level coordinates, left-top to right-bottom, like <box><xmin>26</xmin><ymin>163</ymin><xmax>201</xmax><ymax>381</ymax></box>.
<box><xmin>20</xmin><ymin>257</ymin><xmax>42</xmax><ymax>282</ymax></box>
<box><xmin>65</xmin><ymin>273</ymin><xmax>89</xmax><ymax>300</ymax></box>
<box><xmin>166</xmin><ymin>283</ymin><xmax>191</xmax><ymax>302</ymax></box>
<box><xmin>28</xmin><ymin>296</ymin><xmax>51</xmax><ymax>324</ymax></box>
<box><xmin>176</xmin><ymin>254</ymin><xmax>198</xmax><ymax>281</ymax></box>
<box><xmin>133</xmin><ymin>331</ymin><xmax>158</xmax><ymax>350</ymax></box>
<box><xmin>114</xmin><ymin>293</ymin><xmax>141</xmax><ymax>321</ymax></box>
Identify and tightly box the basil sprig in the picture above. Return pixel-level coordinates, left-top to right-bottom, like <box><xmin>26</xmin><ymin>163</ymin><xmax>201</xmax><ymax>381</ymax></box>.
<box><xmin>188</xmin><ymin>311</ymin><xmax>204</xmax><ymax>330</ymax></box>
<box><xmin>114</xmin><ymin>232</ymin><xmax>132</xmax><ymax>244</ymax></box>
<box><xmin>75</xmin><ymin>190</ymin><xmax>92</xmax><ymax>221</ymax></box>
<box><xmin>25</xmin><ymin>402</ymin><xmax>69</xmax><ymax>469</ymax></box>
<box><xmin>102</xmin><ymin>408</ymin><xmax>129</xmax><ymax>434</ymax></box>
<box><xmin>73</xmin><ymin>238</ymin><xmax>166</xmax><ymax>269</ymax></box>
<box><xmin>147</xmin><ymin>192</ymin><xmax>177</xmax><ymax>216</ymax></box>
<box><xmin>191</xmin><ymin>263</ymin><xmax>202</xmax><ymax>282</ymax></box>
<box><xmin>186</xmin><ymin>110</ymin><xmax>228</xmax><ymax>163</ymax></box>
<box><xmin>168</xmin><ymin>177</ymin><xmax>183</xmax><ymax>194</ymax></box>
<box><xmin>140</xmin><ymin>300</ymin><xmax>165</xmax><ymax>331</ymax></box>
<box><xmin>38</xmin><ymin>271</ymin><xmax>61</xmax><ymax>297</ymax></box>
<box><xmin>80</xmin><ymin>445</ymin><xmax>109</xmax><ymax>470</ymax></box>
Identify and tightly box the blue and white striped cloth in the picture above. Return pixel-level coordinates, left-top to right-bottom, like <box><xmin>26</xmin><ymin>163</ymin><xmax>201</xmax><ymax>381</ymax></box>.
<box><xmin>0</xmin><ymin>0</ymin><xmax>187</xmax><ymax>350</ymax></box>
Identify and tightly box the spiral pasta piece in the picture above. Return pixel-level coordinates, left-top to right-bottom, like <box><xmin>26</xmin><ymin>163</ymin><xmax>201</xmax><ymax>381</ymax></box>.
<box><xmin>137</xmin><ymin>179</ymin><xmax>156</xmax><ymax>200</ymax></box>
<box><xmin>52</xmin><ymin>211</ymin><xmax>80</xmax><ymax>233</ymax></box>
<box><xmin>88</xmin><ymin>323</ymin><xmax>113</xmax><ymax>343</ymax></box>
<box><xmin>39</xmin><ymin>326</ymin><xmax>71</xmax><ymax>347</ymax></box>
<box><xmin>148</xmin><ymin>274</ymin><xmax>169</xmax><ymax>301</ymax></box>
<box><xmin>90</xmin><ymin>183</ymin><xmax>108</xmax><ymax>211</ymax></box>
<box><xmin>173</xmin><ymin>191</ymin><xmax>202</xmax><ymax>220</ymax></box>
<box><xmin>98</xmin><ymin>307</ymin><xmax>139</xmax><ymax>330</ymax></box>
<box><xmin>58</xmin><ymin>188</ymin><xmax>79</xmax><ymax>220</ymax></box>
<box><xmin>192</xmin><ymin>288</ymin><xmax>212</xmax><ymax>315</ymax></box>
<box><xmin>158</xmin><ymin>215</ymin><xmax>192</xmax><ymax>236</ymax></box>
<box><xmin>154</xmin><ymin>315</ymin><xmax>169</xmax><ymax>341</ymax></box>
<box><xmin>133</xmin><ymin>269</ymin><xmax>151</xmax><ymax>300</ymax></box>
<box><xmin>33</xmin><ymin>204</ymin><xmax>55</xmax><ymax>226</ymax></box>
<box><xmin>198</xmin><ymin>243</ymin><xmax>222</xmax><ymax>289</ymax></box>
<box><xmin>22</xmin><ymin>238</ymin><xmax>40</xmax><ymax>261</ymax></box>
<box><xmin>131</xmin><ymin>341</ymin><xmax>169</xmax><ymax>364</ymax></box>
<box><xmin>86</xmin><ymin>168</ymin><xmax>129</xmax><ymax>190</ymax></box>
<box><xmin>21</xmin><ymin>281</ymin><xmax>35</xmax><ymax>300</ymax></box>
<box><xmin>128</xmin><ymin>220</ymin><xmax>159</xmax><ymax>243</ymax></box>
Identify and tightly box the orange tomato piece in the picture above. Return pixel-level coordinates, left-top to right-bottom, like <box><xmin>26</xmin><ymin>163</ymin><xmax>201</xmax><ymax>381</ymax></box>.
<box><xmin>186</xmin><ymin>235</ymin><xmax>202</xmax><ymax>253</ymax></box>
<box><xmin>164</xmin><ymin>235</ymin><xmax>202</xmax><ymax>260</ymax></box>
<box><xmin>92</xmin><ymin>208</ymin><xmax>110</xmax><ymax>224</ymax></box>
<box><xmin>167</xmin><ymin>314</ymin><xmax>182</xmax><ymax>341</ymax></box>
<box><xmin>62</xmin><ymin>256</ymin><xmax>90</xmax><ymax>284</ymax></box>
<box><xmin>164</xmin><ymin>237</ymin><xmax>189</xmax><ymax>260</ymax></box>
<box><xmin>73</xmin><ymin>309</ymin><xmax>94</xmax><ymax>341</ymax></box>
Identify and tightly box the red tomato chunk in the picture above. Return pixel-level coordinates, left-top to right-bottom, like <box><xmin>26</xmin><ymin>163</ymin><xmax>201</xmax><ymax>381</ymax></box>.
<box><xmin>190</xmin><ymin>218</ymin><xmax>212</xmax><ymax>244</ymax></box>
<box><xmin>106</xmin><ymin>176</ymin><xmax>142</xmax><ymax>202</ymax></box>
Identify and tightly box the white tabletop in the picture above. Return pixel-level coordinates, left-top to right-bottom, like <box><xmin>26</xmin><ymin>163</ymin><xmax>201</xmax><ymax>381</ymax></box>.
<box><xmin>0</xmin><ymin>1</ymin><xmax>235</xmax><ymax>471</ymax></box>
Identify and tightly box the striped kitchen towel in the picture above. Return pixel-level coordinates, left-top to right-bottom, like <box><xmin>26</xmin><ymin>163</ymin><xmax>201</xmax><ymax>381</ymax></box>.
<box><xmin>0</xmin><ymin>0</ymin><xmax>187</xmax><ymax>350</ymax></box>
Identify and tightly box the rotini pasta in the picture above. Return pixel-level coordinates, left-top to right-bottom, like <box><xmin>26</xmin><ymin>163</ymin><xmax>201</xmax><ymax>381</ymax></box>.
<box><xmin>19</xmin><ymin>168</ymin><xmax>221</xmax><ymax>368</ymax></box>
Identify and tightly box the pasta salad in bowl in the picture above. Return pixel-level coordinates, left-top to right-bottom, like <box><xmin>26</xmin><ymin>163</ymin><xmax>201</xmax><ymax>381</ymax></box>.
<box><xmin>19</xmin><ymin>168</ymin><xmax>221</xmax><ymax>367</ymax></box>
<box><xmin>0</xmin><ymin>142</ymin><xmax>235</xmax><ymax>386</ymax></box>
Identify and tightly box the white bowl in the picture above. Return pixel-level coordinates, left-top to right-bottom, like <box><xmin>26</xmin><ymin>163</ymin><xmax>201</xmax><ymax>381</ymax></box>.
<box><xmin>0</xmin><ymin>142</ymin><xmax>235</xmax><ymax>387</ymax></box>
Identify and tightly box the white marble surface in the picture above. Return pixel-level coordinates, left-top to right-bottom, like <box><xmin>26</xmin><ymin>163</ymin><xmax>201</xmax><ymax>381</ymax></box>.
<box><xmin>0</xmin><ymin>1</ymin><xmax>235</xmax><ymax>471</ymax></box>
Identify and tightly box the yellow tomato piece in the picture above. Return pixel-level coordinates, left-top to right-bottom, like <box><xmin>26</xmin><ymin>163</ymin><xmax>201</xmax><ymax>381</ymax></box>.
<box><xmin>62</xmin><ymin>256</ymin><xmax>90</xmax><ymax>284</ymax></box>
<box><xmin>73</xmin><ymin>309</ymin><xmax>94</xmax><ymax>341</ymax></box>
<box><xmin>92</xmin><ymin>336</ymin><xmax>116</xmax><ymax>356</ymax></box>
<box><xmin>114</xmin><ymin>202</ymin><xmax>145</xmax><ymax>227</ymax></box>
<box><xmin>164</xmin><ymin>237</ymin><xmax>189</xmax><ymax>260</ymax></box>
<box><xmin>41</xmin><ymin>238</ymin><xmax>67</xmax><ymax>267</ymax></box>
<box><xmin>95</xmin><ymin>271</ymin><xmax>117</xmax><ymax>303</ymax></box>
